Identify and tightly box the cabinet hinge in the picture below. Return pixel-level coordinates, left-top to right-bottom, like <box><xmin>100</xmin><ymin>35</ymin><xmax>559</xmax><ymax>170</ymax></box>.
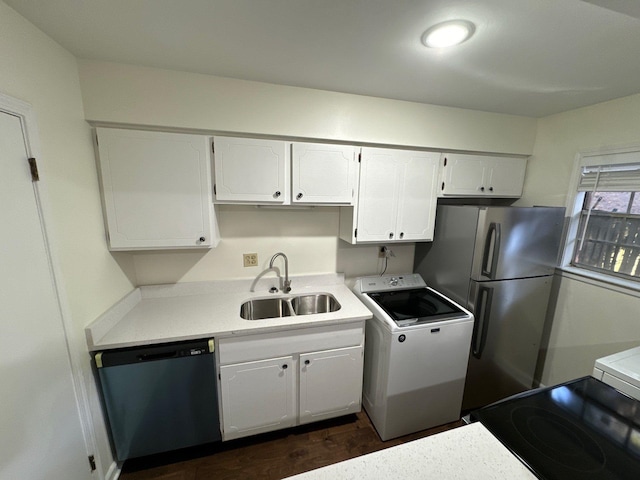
<box><xmin>443</xmin><ymin>157</ymin><xmax>447</xmax><ymax>166</ymax></box>
<box><xmin>441</xmin><ymin>182</ymin><xmax>445</xmax><ymax>191</ymax></box>
<box><xmin>354</xmin><ymin>228</ymin><xmax>358</xmax><ymax>238</ymax></box>
<box><xmin>28</xmin><ymin>157</ymin><xmax>39</xmax><ymax>182</ymax></box>
<box><xmin>88</xmin><ymin>455</ymin><xmax>96</xmax><ymax>472</ymax></box>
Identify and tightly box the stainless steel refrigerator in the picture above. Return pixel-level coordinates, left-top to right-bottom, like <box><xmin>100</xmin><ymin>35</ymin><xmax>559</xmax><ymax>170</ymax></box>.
<box><xmin>413</xmin><ymin>205</ymin><xmax>565</xmax><ymax>411</ymax></box>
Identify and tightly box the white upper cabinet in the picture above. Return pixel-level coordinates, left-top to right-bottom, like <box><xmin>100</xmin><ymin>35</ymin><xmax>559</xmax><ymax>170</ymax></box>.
<box><xmin>291</xmin><ymin>142</ymin><xmax>357</xmax><ymax>205</ymax></box>
<box><xmin>439</xmin><ymin>153</ymin><xmax>527</xmax><ymax>197</ymax></box>
<box><xmin>340</xmin><ymin>147</ymin><xmax>439</xmax><ymax>243</ymax></box>
<box><xmin>95</xmin><ymin>128</ymin><xmax>218</xmax><ymax>251</ymax></box>
<box><xmin>213</xmin><ymin>137</ymin><xmax>358</xmax><ymax>205</ymax></box>
<box><xmin>213</xmin><ymin>136</ymin><xmax>289</xmax><ymax>203</ymax></box>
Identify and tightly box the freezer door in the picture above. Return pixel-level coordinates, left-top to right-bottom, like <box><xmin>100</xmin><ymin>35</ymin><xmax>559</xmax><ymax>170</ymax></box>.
<box><xmin>463</xmin><ymin>276</ymin><xmax>553</xmax><ymax>411</ymax></box>
<box><xmin>470</xmin><ymin>207</ymin><xmax>564</xmax><ymax>281</ymax></box>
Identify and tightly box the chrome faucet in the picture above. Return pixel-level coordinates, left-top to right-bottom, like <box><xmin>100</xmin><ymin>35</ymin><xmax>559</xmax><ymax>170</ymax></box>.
<box><xmin>269</xmin><ymin>252</ymin><xmax>291</xmax><ymax>293</ymax></box>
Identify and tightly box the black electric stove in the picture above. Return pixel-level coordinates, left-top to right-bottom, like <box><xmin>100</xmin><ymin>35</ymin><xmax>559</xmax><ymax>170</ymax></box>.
<box><xmin>471</xmin><ymin>377</ymin><xmax>640</xmax><ymax>479</ymax></box>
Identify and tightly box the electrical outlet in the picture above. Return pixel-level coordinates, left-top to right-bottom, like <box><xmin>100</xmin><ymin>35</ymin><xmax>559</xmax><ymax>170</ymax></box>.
<box><xmin>243</xmin><ymin>253</ymin><xmax>258</xmax><ymax>267</ymax></box>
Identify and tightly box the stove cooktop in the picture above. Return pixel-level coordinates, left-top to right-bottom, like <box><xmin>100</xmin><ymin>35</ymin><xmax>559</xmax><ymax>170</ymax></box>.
<box><xmin>472</xmin><ymin>377</ymin><xmax>640</xmax><ymax>479</ymax></box>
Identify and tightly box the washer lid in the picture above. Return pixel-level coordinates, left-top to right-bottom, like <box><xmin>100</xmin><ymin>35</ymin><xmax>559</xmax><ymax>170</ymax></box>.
<box><xmin>368</xmin><ymin>288</ymin><xmax>468</xmax><ymax>327</ymax></box>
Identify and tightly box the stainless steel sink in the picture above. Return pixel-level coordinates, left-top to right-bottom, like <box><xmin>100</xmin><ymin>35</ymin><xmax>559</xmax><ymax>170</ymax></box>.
<box><xmin>240</xmin><ymin>297</ymin><xmax>293</xmax><ymax>320</ymax></box>
<box><xmin>291</xmin><ymin>294</ymin><xmax>341</xmax><ymax>316</ymax></box>
<box><xmin>240</xmin><ymin>293</ymin><xmax>341</xmax><ymax>320</ymax></box>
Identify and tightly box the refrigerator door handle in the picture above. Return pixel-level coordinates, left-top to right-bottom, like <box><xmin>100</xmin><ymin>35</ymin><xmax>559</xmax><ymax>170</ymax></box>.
<box><xmin>481</xmin><ymin>222</ymin><xmax>501</xmax><ymax>279</ymax></box>
<box><xmin>472</xmin><ymin>286</ymin><xmax>494</xmax><ymax>359</ymax></box>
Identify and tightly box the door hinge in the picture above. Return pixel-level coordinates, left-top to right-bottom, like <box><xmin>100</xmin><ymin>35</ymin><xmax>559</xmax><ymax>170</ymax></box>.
<box><xmin>28</xmin><ymin>157</ymin><xmax>39</xmax><ymax>181</ymax></box>
<box><xmin>88</xmin><ymin>455</ymin><xmax>96</xmax><ymax>472</ymax></box>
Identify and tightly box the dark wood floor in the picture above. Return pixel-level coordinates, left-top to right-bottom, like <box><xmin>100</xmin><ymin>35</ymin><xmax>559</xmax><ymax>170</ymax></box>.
<box><xmin>119</xmin><ymin>411</ymin><xmax>464</xmax><ymax>480</ymax></box>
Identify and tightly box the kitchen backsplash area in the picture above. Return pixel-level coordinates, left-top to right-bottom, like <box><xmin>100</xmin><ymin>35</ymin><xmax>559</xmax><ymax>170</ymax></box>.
<box><xmin>127</xmin><ymin>205</ymin><xmax>415</xmax><ymax>285</ymax></box>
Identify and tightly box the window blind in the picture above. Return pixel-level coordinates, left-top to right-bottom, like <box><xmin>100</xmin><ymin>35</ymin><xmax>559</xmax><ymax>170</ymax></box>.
<box><xmin>578</xmin><ymin>163</ymin><xmax>640</xmax><ymax>192</ymax></box>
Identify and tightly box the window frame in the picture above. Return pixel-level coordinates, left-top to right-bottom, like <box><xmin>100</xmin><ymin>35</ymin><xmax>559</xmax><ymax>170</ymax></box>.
<box><xmin>561</xmin><ymin>143</ymin><xmax>640</xmax><ymax>294</ymax></box>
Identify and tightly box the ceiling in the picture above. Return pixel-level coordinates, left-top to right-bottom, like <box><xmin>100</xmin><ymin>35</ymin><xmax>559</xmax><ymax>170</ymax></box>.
<box><xmin>6</xmin><ymin>0</ymin><xmax>640</xmax><ymax>118</ymax></box>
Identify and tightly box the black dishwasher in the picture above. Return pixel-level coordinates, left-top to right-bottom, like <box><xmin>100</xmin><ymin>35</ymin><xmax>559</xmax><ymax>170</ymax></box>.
<box><xmin>94</xmin><ymin>339</ymin><xmax>221</xmax><ymax>461</ymax></box>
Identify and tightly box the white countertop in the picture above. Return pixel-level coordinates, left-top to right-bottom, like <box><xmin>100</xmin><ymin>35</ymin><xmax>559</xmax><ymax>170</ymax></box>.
<box><xmin>86</xmin><ymin>273</ymin><xmax>372</xmax><ymax>350</ymax></box>
<box><xmin>285</xmin><ymin>423</ymin><xmax>536</xmax><ymax>480</ymax></box>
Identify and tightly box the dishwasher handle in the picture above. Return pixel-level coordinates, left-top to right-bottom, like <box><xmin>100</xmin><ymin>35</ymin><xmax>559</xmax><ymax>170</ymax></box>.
<box><xmin>137</xmin><ymin>350</ymin><xmax>178</xmax><ymax>362</ymax></box>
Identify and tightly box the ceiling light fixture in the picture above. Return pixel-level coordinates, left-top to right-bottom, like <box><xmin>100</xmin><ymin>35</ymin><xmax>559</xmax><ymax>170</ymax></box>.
<box><xmin>422</xmin><ymin>20</ymin><xmax>475</xmax><ymax>48</ymax></box>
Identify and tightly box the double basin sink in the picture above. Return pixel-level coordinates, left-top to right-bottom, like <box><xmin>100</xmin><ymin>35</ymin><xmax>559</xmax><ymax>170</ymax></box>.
<box><xmin>240</xmin><ymin>293</ymin><xmax>341</xmax><ymax>320</ymax></box>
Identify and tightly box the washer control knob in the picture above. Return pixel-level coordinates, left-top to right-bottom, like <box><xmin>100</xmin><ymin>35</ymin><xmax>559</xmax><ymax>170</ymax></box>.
<box><xmin>398</xmin><ymin>334</ymin><xmax>406</xmax><ymax>343</ymax></box>
<box><xmin>389</xmin><ymin>277</ymin><xmax>399</xmax><ymax>286</ymax></box>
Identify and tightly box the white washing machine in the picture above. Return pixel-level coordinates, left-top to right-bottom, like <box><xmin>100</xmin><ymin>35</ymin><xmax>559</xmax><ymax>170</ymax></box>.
<box><xmin>593</xmin><ymin>346</ymin><xmax>640</xmax><ymax>400</ymax></box>
<box><xmin>354</xmin><ymin>274</ymin><xmax>474</xmax><ymax>441</ymax></box>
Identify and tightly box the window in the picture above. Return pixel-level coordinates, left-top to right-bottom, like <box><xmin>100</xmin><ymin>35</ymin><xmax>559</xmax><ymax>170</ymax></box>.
<box><xmin>567</xmin><ymin>152</ymin><xmax>640</xmax><ymax>283</ymax></box>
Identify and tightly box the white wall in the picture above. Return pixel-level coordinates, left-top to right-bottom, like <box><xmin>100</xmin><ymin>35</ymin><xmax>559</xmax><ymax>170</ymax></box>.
<box><xmin>519</xmin><ymin>93</ymin><xmax>640</xmax><ymax>385</ymax></box>
<box><xmin>77</xmin><ymin>60</ymin><xmax>537</xmax><ymax>285</ymax></box>
<box><xmin>0</xmin><ymin>2</ymin><xmax>134</xmax><ymax>477</ymax></box>
<box><xmin>79</xmin><ymin>60</ymin><xmax>537</xmax><ymax>155</ymax></box>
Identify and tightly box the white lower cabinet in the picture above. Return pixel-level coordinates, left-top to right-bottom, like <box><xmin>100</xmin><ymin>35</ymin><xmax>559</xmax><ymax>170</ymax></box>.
<box><xmin>218</xmin><ymin>322</ymin><xmax>364</xmax><ymax>441</ymax></box>
<box><xmin>220</xmin><ymin>356</ymin><xmax>296</xmax><ymax>441</ymax></box>
<box><xmin>299</xmin><ymin>346</ymin><xmax>363</xmax><ymax>425</ymax></box>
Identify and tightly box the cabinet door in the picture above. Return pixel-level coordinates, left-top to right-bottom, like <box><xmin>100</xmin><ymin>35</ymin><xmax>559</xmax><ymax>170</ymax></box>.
<box><xmin>96</xmin><ymin>128</ymin><xmax>216</xmax><ymax>250</ymax></box>
<box><xmin>291</xmin><ymin>143</ymin><xmax>357</xmax><ymax>204</ymax></box>
<box><xmin>485</xmin><ymin>157</ymin><xmax>527</xmax><ymax>197</ymax></box>
<box><xmin>440</xmin><ymin>153</ymin><xmax>489</xmax><ymax>196</ymax></box>
<box><xmin>220</xmin><ymin>356</ymin><xmax>296</xmax><ymax>441</ymax></box>
<box><xmin>213</xmin><ymin>136</ymin><xmax>288</xmax><ymax>203</ymax></box>
<box><xmin>355</xmin><ymin>147</ymin><xmax>400</xmax><ymax>243</ymax></box>
<box><xmin>396</xmin><ymin>151</ymin><xmax>439</xmax><ymax>242</ymax></box>
<box><xmin>299</xmin><ymin>346</ymin><xmax>363</xmax><ymax>425</ymax></box>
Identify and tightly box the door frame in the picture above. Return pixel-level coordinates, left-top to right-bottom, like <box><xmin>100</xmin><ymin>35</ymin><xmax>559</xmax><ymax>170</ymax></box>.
<box><xmin>0</xmin><ymin>92</ymin><xmax>100</xmax><ymax>475</ymax></box>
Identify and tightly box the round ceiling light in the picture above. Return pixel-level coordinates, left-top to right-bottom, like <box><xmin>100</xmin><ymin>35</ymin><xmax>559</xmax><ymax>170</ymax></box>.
<box><xmin>422</xmin><ymin>20</ymin><xmax>475</xmax><ymax>48</ymax></box>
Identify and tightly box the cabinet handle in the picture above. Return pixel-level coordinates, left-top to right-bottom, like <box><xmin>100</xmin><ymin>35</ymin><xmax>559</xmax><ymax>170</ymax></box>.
<box><xmin>282</xmin><ymin>364</ymin><xmax>288</xmax><ymax>369</ymax></box>
<box><xmin>489</xmin><ymin>186</ymin><xmax>494</xmax><ymax>192</ymax></box>
<box><xmin>389</xmin><ymin>233</ymin><xmax>394</xmax><ymax>239</ymax></box>
<box><xmin>199</xmin><ymin>236</ymin><xmax>206</xmax><ymax>242</ymax></box>
<box><xmin>304</xmin><ymin>360</ymin><xmax>310</xmax><ymax>365</ymax></box>
<box><xmin>399</xmin><ymin>232</ymin><xmax>404</xmax><ymax>239</ymax></box>
<box><xmin>296</xmin><ymin>193</ymin><xmax>303</xmax><ymax>200</ymax></box>
<box><xmin>480</xmin><ymin>186</ymin><xmax>485</xmax><ymax>192</ymax></box>
<box><xmin>274</xmin><ymin>191</ymin><xmax>281</xmax><ymax>198</ymax></box>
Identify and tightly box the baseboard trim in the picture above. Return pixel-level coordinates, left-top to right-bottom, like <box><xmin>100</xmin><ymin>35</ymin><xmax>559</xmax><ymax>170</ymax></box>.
<box><xmin>105</xmin><ymin>461</ymin><xmax>120</xmax><ymax>480</ymax></box>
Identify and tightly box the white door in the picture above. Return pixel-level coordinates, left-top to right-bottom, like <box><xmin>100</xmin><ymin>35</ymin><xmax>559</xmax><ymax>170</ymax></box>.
<box><xmin>396</xmin><ymin>151</ymin><xmax>439</xmax><ymax>241</ymax></box>
<box><xmin>291</xmin><ymin>143</ymin><xmax>357</xmax><ymax>204</ymax></box>
<box><xmin>96</xmin><ymin>128</ymin><xmax>216</xmax><ymax>250</ymax></box>
<box><xmin>213</xmin><ymin>136</ymin><xmax>288</xmax><ymax>203</ymax></box>
<box><xmin>220</xmin><ymin>356</ymin><xmax>296</xmax><ymax>440</ymax></box>
<box><xmin>485</xmin><ymin>157</ymin><xmax>527</xmax><ymax>197</ymax></box>
<box><xmin>0</xmin><ymin>111</ymin><xmax>91</xmax><ymax>478</ymax></box>
<box><xmin>355</xmin><ymin>148</ymin><xmax>400</xmax><ymax>242</ymax></box>
<box><xmin>440</xmin><ymin>153</ymin><xmax>489</xmax><ymax>196</ymax></box>
<box><xmin>299</xmin><ymin>346</ymin><xmax>363</xmax><ymax>425</ymax></box>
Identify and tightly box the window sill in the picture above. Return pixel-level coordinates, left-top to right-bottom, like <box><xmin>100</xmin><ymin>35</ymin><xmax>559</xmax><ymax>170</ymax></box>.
<box><xmin>557</xmin><ymin>265</ymin><xmax>640</xmax><ymax>299</ymax></box>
